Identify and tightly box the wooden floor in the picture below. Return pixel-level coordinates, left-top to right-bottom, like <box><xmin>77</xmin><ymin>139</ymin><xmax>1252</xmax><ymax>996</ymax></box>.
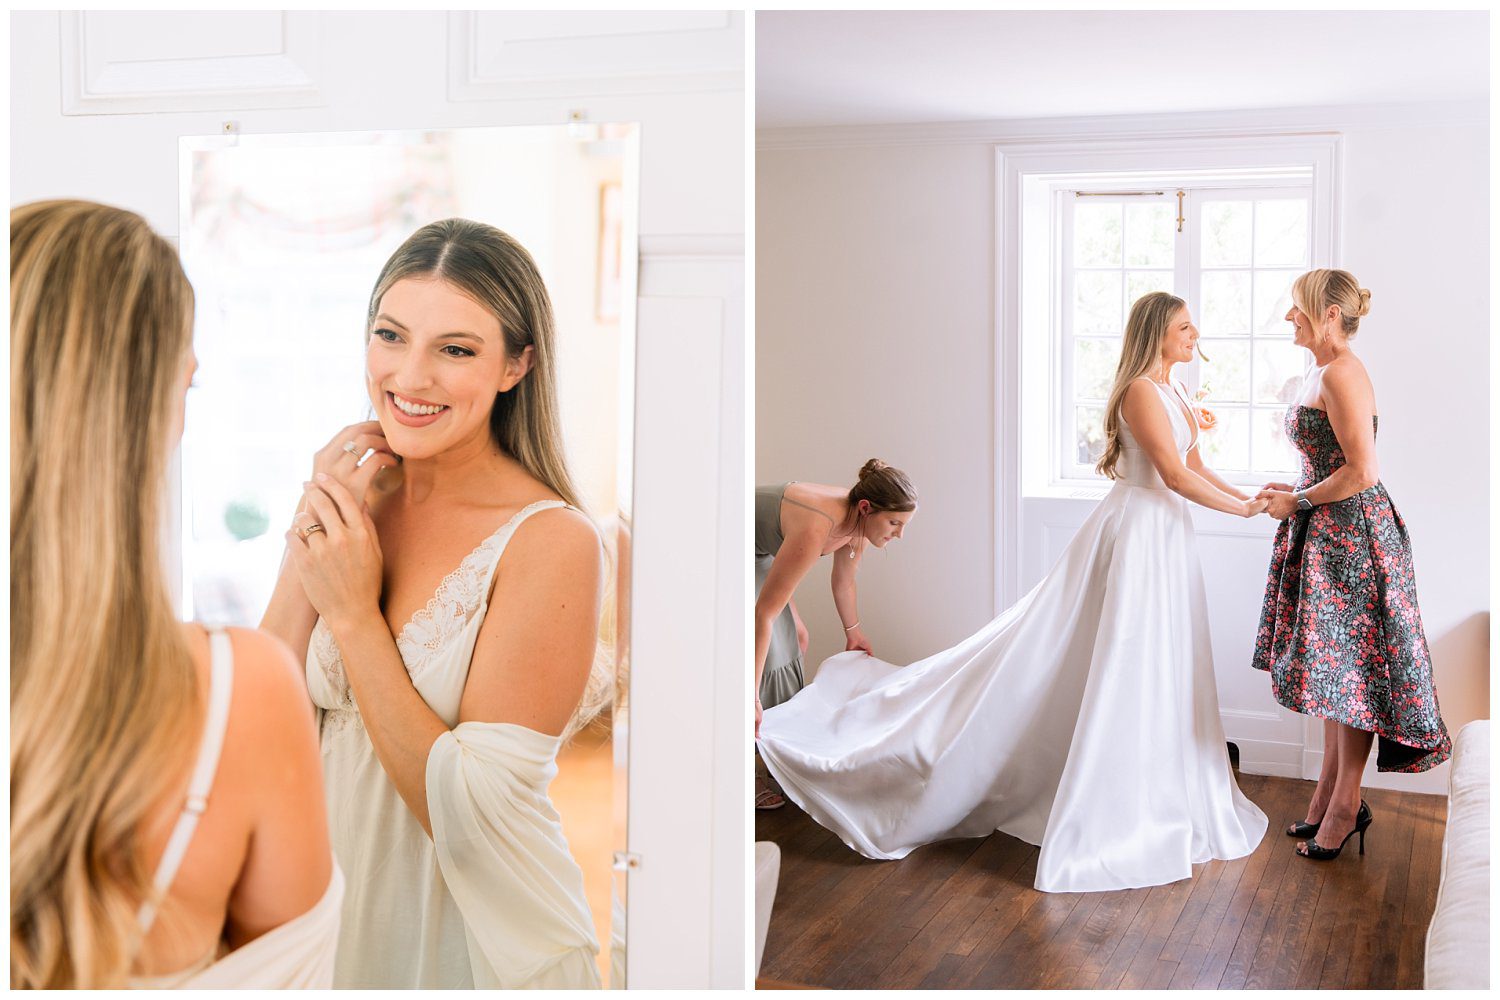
<box><xmin>755</xmin><ymin>773</ymin><xmax>1446</xmax><ymax>990</ymax></box>
<box><xmin>552</xmin><ymin>722</ymin><xmax>615</xmax><ymax>985</ymax></box>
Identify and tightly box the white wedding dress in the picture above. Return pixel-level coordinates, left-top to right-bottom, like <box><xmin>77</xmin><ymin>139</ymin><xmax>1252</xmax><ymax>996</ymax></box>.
<box><xmin>758</xmin><ymin>379</ymin><xmax>1267</xmax><ymax>893</ymax></box>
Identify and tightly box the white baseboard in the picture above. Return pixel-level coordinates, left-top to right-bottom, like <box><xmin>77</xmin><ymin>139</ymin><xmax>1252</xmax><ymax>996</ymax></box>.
<box><xmin>1232</xmin><ymin>736</ymin><xmax>1303</xmax><ymax>779</ymax></box>
<box><xmin>1232</xmin><ymin>736</ymin><xmax>1450</xmax><ymax>796</ymax></box>
<box><xmin>1302</xmin><ymin>749</ymin><xmax>1450</xmax><ymax>797</ymax></box>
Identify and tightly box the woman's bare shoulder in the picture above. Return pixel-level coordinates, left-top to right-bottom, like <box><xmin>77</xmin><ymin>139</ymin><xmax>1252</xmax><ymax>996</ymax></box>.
<box><xmin>780</xmin><ymin>482</ymin><xmax>839</xmax><ymax>531</ymax></box>
<box><xmin>188</xmin><ymin>625</ymin><xmax>316</xmax><ymax>754</ymax></box>
<box><xmin>1120</xmin><ymin>376</ymin><xmax>1161</xmax><ymax>412</ymax></box>
<box><xmin>499</xmin><ymin>504</ymin><xmax>603</xmax><ymax>580</ymax></box>
<box><xmin>1320</xmin><ymin>354</ymin><xmax>1375</xmax><ymax>399</ymax></box>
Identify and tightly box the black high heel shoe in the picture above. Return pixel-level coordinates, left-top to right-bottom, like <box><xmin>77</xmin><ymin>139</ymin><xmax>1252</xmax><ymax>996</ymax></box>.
<box><xmin>1286</xmin><ymin>817</ymin><xmax>1321</xmax><ymax>838</ymax></box>
<box><xmin>1297</xmin><ymin>800</ymin><xmax>1373</xmax><ymax>860</ymax></box>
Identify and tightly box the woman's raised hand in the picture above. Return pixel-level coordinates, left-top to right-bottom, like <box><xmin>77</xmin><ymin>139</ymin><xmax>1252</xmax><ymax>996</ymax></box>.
<box><xmin>310</xmin><ymin>421</ymin><xmax>400</xmax><ymax>510</ymax></box>
<box><xmin>287</xmin><ymin>474</ymin><xmax>384</xmax><ymax>632</ymax></box>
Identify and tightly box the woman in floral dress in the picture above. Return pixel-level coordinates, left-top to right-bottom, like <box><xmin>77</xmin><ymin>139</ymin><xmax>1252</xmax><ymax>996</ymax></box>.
<box><xmin>1253</xmin><ymin>268</ymin><xmax>1450</xmax><ymax>861</ymax></box>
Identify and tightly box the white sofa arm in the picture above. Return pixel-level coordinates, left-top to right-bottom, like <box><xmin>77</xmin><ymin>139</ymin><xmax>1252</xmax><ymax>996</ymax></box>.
<box><xmin>754</xmin><ymin>841</ymin><xmax>782</xmax><ymax>978</ymax></box>
<box><xmin>1425</xmin><ymin>719</ymin><xmax>1489</xmax><ymax>989</ymax></box>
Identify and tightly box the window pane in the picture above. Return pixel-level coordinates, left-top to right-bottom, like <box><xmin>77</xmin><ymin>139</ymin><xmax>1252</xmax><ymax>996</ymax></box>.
<box><xmin>1254</xmin><ymin>340</ymin><xmax>1309</xmax><ymax>404</ymax></box>
<box><xmin>1076</xmin><ymin>405</ymin><xmax>1107</xmax><ymax>466</ymax></box>
<box><xmin>1252</xmin><ymin>407</ymin><xmax>1301</xmax><ymax>475</ymax></box>
<box><xmin>1200</xmin><ymin>270</ymin><xmax>1250</xmax><ymax>336</ymax></box>
<box><xmin>1125</xmin><ymin>269</ymin><xmax>1175</xmax><ymax>310</ymax></box>
<box><xmin>1074</xmin><ymin>270</ymin><xmax>1123</xmax><ymax>335</ymax></box>
<box><xmin>1254</xmin><ymin>199</ymin><xmax>1309</xmax><ymax>268</ymax></box>
<box><xmin>1075</xmin><ymin>337</ymin><xmax>1121</xmax><ymax>401</ymax></box>
<box><xmin>1197</xmin><ymin>405</ymin><xmax>1249</xmax><ymax>471</ymax></box>
<box><xmin>1201</xmin><ymin>200</ymin><xmax>1251</xmax><ymax>267</ymax></box>
<box><xmin>1253</xmin><ymin>269</ymin><xmax>1300</xmax><ymax>337</ymax></box>
<box><xmin>1198</xmin><ymin>339</ymin><xmax>1250</xmax><ymax>402</ymax></box>
<box><xmin>1124</xmin><ymin>202</ymin><xmax>1174</xmax><ymax>267</ymax></box>
<box><xmin>1074</xmin><ymin>202</ymin><xmax>1123</xmax><ymax>266</ymax></box>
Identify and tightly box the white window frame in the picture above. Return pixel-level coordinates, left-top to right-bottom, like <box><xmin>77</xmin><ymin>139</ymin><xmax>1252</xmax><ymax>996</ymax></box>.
<box><xmin>995</xmin><ymin>133</ymin><xmax>1341</xmax><ymax>608</ymax></box>
<box><xmin>1186</xmin><ymin>184</ymin><xmax>1316</xmax><ymax>479</ymax></box>
<box><xmin>1057</xmin><ymin>189</ymin><xmax>1184</xmax><ymax>482</ymax></box>
<box><xmin>1055</xmin><ymin>181</ymin><xmax>1316</xmax><ymax>483</ymax></box>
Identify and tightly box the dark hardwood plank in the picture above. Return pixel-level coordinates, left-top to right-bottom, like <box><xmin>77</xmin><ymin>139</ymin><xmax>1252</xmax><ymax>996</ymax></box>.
<box><xmin>1207</xmin><ymin>786</ymin><xmax>1299</xmax><ymax>987</ymax></box>
<box><xmin>1066</xmin><ymin>882</ymin><xmax>1152</xmax><ymax>987</ymax></box>
<box><xmin>820</xmin><ymin>837</ymin><xmax>986</xmax><ymax>987</ymax></box>
<box><xmin>1165</xmin><ymin>855</ymin><xmax>1252</xmax><ymax>989</ymax></box>
<box><xmin>1342</xmin><ymin>788</ymin><xmax>1416</xmax><ymax>989</ymax></box>
<box><xmin>1397</xmin><ymin>792</ymin><xmax>1445</xmax><ymax>988</ymax></box>
<box><xmin>1243</xmin><ymin>835</ymin><xmax>1326</xmax><ymax>987</ymax></box>
<box><xmin>968</xmin><ymin>883</ymin><xmax>1086</xmax><ymax>989</ymax></box>
<box><xmin>1089</xmin><ymin>877</ymin><xmax>1190</xmax><ymax>989</ymax></box>
<box><xmin>1115</xmin><ymin>867</ymin><xmax>1215</xmax><ymax>989</ymax></box>
<box><xmin>1030</xmin><ymin>889</ymin><xmax>1108</xmax><ymax>987</ymax></box>
<box><xmin>756</xmin><ymin>774</ymin><xmax>1447</xmax><ymax>991</ymax></box>
<box><xmin>878</xmin><ymin>834</ymin><xmax>1033</xmax><ymax>988</ymax></box>
<box><xmin>939</xmin><ymin>846</ymin><xmax>1049</xmax><ymax>987</ymax></box>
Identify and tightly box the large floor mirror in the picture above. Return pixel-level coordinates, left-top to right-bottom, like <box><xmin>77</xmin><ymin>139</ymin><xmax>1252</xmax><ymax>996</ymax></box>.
<box><xmin>179</xmin><ymin>123</ymin><xmax>638</xmax><ymax>986</ymax></box>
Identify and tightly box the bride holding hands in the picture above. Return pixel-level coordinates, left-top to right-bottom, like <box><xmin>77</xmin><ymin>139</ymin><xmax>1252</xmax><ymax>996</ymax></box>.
<box><xmin>758</xmin><ymin>291</ymin><xmax>1268</xmax><ymax>893</ymax></box>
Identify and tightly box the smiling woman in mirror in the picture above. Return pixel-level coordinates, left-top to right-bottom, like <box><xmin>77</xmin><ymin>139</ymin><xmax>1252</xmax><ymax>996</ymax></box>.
<box><xmin>260</xmin><ymin>218</ymin><xmax>609</xmax><ymax>989</ymax></box>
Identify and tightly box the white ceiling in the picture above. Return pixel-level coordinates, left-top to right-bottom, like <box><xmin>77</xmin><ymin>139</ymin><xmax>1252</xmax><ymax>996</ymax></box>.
<box><xmin>755</xmin><ymin>11</ymin><xmax>1489</xmax><ymax>129</ymax></box>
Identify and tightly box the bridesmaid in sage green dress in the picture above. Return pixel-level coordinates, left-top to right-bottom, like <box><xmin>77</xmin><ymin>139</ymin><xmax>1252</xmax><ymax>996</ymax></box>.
<box><xmin>752</xmin><ymin>461</ymin><xmax>918</xmax><ymax>809</ymax></box>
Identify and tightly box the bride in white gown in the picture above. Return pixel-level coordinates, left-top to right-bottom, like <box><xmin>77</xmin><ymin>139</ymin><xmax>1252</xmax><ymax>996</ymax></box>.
<box><xmin>758</xmin><ymin>292</ymin><xmax>1269</xmax><ymax>893</ymax></box>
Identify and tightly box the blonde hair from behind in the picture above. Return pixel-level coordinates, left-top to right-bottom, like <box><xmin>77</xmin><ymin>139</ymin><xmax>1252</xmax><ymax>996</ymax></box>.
<box><xmin>1292</xmin><ymin>268</ymin><xmax>1371</xmax><ymax>341</ymax></box>
<box><xmin>1096</xmin><ymin>291</ymin><xmax>1187</xmax><ymax>480</ymax></box>
<box><xmin>367</xmin><ymin>219</ymin><xmax>607</xmax><ymax>740</ymax></box>
<box><xmin>10</xmin><ymin>200</ymin><xmax>199</xmax><ymax>988</ymax></box>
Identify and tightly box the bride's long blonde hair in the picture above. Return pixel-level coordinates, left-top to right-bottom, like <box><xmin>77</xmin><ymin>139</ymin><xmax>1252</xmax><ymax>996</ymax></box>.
<box><xmin>1095</xmin><ymin>291</ymin><xmax>1187</xmax><ymax>480</ymax></box>
<box><xmin>11</xmin><ymin>200</ymin><xmax>199</xmax><ymax>987</ymax></box>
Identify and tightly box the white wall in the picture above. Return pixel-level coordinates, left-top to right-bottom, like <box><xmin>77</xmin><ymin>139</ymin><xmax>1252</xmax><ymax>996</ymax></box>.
<box><xmin>11</xmin><ymin>11</ymin><xmax>745</xmax><ymax>987</ymax></box>
<box><xmin>755</xmin><ymin>142</ymin><xmax>996</xmax><ymax>670</ymax></box>
<box><xmin>756</xmin><ymin>104</ymin><xmax>1489</xmax><ymax>793</ymax></box>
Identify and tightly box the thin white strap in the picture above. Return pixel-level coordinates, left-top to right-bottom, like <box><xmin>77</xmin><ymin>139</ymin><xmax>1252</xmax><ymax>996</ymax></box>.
<box><xmin>138</xmin><ymin>627</ymin><xmax>235</xmax><ymax>933</ymax></box>
<box><xmin>481</xmin><ymin>500</ymin><xmax>579</xmax><ymax>593</ymax></box>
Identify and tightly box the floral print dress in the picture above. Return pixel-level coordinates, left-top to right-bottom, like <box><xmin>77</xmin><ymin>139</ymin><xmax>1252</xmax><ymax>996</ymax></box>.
<box><xmin>1252</xmin><ymin>406</ymin><xmax>1450</xmax><ymax>772</ymax></box>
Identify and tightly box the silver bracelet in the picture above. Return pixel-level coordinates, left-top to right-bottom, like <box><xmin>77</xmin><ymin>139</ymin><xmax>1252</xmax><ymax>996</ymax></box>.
<box><xmin>843</xmin><ymin>621</ymin><xmax>860</xmax><ymax>632</ymax></box>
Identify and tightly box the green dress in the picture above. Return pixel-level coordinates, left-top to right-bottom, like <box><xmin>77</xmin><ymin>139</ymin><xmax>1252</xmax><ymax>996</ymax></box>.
<box><xmin>755</xmin><ymin>483</ymin><xmax>832</xmax><ymax>709</ymax></box>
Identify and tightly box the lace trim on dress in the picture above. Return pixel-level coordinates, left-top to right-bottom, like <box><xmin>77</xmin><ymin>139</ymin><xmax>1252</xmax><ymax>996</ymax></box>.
<box><xmin>311</xmin><ymin>499</ymin><xmax>570</xmax><ymax>703</ymax></box>
<box><xmin>311</xmin><ymin>617</ymin><xmax>356</xmax><ymax>709</ymax></box>
<box><xmin>394</xmin><ymin>500</ymin><xmax>569</xmax><ymax>671</ymax></box>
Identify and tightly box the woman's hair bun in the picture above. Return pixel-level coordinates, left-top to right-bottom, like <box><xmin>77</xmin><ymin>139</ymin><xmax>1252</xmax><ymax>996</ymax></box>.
<box><xmin>1356</xmin><ymin>287</ymin><xmax>1372</xmax><ymax>317</ymax></box>
<box><xmin>858</xmin><ymin>458</ymin><xmax>887</xmax><ymax>481</ymax></box>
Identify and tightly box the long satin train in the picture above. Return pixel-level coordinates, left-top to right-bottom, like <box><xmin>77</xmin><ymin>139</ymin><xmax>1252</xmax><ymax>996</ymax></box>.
<box><xmin>758</xmin><ymin>479</ymin><xmax>1268</xmax><ymax>893</ymax></box>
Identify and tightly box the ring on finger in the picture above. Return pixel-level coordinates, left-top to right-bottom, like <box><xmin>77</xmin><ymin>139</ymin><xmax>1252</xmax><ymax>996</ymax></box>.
<box><xmin>341</xmin><ymin>440</ymin><xmax>362</xmax><ymax>459</ymax></box>
<box><xmin>298</xmin><ymin>522</ymin><xmax>326</xmax><ymax>540</ymax></box>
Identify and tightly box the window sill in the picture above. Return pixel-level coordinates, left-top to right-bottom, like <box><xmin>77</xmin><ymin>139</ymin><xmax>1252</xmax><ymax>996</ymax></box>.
<box><xmin>1024</xmin><ymin>482</ymin><xmax>1111</xmax><ymax>502</ymax></box>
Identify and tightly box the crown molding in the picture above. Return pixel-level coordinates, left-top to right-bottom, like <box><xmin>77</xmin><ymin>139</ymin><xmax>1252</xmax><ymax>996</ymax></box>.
<box><xmin>757</xmin><ymin>99</ymin><xmax>1488</xmax><ymax>151</ymax></box>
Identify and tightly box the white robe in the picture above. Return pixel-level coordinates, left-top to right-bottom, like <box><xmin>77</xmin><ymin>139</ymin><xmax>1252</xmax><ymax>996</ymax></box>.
<box><xmin>307</xmin><ymin>500</ymin><xmax>600</xmax><ymax>987</ymax></box>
